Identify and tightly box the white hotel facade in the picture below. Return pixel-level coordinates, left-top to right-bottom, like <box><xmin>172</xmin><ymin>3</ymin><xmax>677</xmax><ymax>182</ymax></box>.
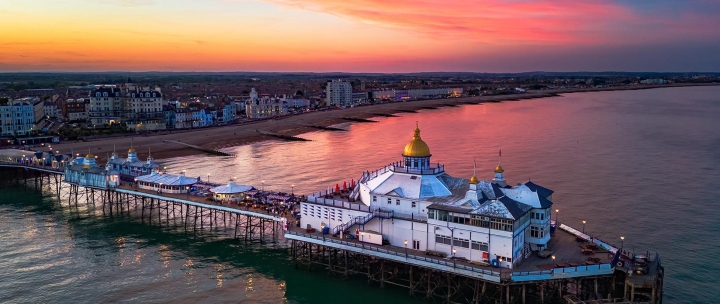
<box><xmin>300</xmin><ymin>125</ymin><xmax>553</xmax><ymax>269</ymax></box>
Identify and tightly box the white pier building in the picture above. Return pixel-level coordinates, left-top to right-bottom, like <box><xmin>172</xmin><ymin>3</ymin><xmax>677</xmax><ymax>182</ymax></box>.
<box><xmin>63</xmin><ymin>153</ymin><xmax>121</xmax><ymax>188</ymax></box>
<box><xmin>299</xmin><ymin>125</ymin><xmax>553</xmax><ymax>269</ymax></box>
<box><xmin>108</xmin><ymin>147</ymin><xmax>160</xmax><ymax>178</ymax></box>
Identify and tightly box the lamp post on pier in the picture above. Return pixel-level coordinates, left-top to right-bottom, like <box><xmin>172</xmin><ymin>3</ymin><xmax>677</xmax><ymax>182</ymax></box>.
<box><xmin>452</xmin><ymin>248</ymin><xmax>457</xmax><ymax>267</ymax></box>
<box><xmin>291</xmin><ymin>184</ymin><xmax>294</xmax><ymax>196</ymax></box>
<box><xmin>262</xmin><ymin>180</ymin><xmax>265</xmax><ymax>192</ymax></box>
<box><xmin>207</xmin><ymin>173</ymin><xmax>210</xmax><ymax>184</ymax></box>
<box><xmin>555</xmin><ymin>209</ymin><xmax>559</xmax><ymax>224</ymax></box>
<box><xmin>186</xmin><ymin>186</ymin><xmax>190</xmax><ymax>199</ymax></box>
<box><xmin>582</xmin><ymin>220</ymin><xmax>586</xmax><ymax>234</ymax></box>
<box><xmin>321</xmin><ymin>222</ymin><xmax>326</xmax><ymax>242</ymax></box>
<box><xmin>360</xmin><ymin>232</ymin><xmax>365</xmax><ymax>249</ymax></box>
<box><xmin>404</xmin><ymin>240</ymin><xmax>408</xmax><ymax>258</ymax></box>
<box><xmin>620</xmin><ymin>236</ymin><xmax>625</xmax><ymax>249</ymax></box>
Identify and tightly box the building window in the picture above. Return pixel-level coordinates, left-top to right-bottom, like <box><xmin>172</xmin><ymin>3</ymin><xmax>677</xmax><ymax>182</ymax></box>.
<box><xmin>396</xmin><ymin>199</ymin><xmax>400</xmax><ymax>205</ymax></box>
<box><xmin>427</xmin><ymin>209</ymin><xmax>436</xmax><ymax>220</ymax></box>
<box><xmin>373</xmin><ymin>196</ymin><xmax>377</xmax><ymax>202</ymax></box>
<box><xmin>435</xmin><ymin>234</ymin><xmax>451</xmax><ymax>245</ymax></box>
<box><xmin>387</xmin><ymin>198</ymin><xmax>391</xmax><ymax>204</ymax></box>
<box><xmin>471</xmin><ymin>241</ymin><xmax>488</xmax><ymax>251</ymax></box>
<box><xmin>452</xmin><ymin>237</ymin><xmax>470</xmax><ymax>248</ymax></box>
<box><xmin>496</xmin><ymin>255</ymin><xmax>512</xmax><ymax>263</ymax></box>
<box><xmin>411</xmin><ymin>201</ymin><xmax>416</xmax><ymax>208</ymax></box>
<box><xmin>530</xmin><ymin>226</ymin><xmax>539</xmax><ymax>238</ymax></box>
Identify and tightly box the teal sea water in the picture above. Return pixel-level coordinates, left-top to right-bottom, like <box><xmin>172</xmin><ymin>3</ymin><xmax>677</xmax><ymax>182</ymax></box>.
<box><xmin>3</xmin><ymin>86</ymin><xmax>720</xmax><ymax>303</ymax></box>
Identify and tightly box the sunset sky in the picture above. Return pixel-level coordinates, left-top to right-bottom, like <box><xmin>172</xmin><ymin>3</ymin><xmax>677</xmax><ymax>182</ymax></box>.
<box><xmin>1</xmin><ymin>0</ymin><xmax>719</xmax><ymax>72</ymax></box>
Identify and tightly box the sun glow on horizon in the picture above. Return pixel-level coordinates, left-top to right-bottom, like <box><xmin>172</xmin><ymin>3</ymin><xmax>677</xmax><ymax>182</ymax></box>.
<box><xmin>1</xmin><ymin>0</ymin><xmax>720</xmax><ymax>72</ymax></box>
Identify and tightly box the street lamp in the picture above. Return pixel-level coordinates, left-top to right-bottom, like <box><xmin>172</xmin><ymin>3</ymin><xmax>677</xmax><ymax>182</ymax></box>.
<box><xmin>321</xmin><ymin>222</ymin><xmax>326</xmax><ymax>242</ymax></box>
<box><xmin>291</xmin><ymin>184</ymin><xmax>294</xmax><ymax>195</ymax></box>
<box><xmin>360</xmin><ymin>232</ymin><xmax>365</xmax><ymax>249</ymax></box>
<box><xmin>262</xmin><ymin>180</ymin><xmax>265</xmax><ymax>192</ymax></box>
<box><xmin>620</xmin><ymin>236</ymin><xmax>625</xmax><ymax>249</ymax></box>
<box><xmin>452</xmin><ymin>248</ymin><xmax>457</xmax><ymax>267</ymax></box>
<box><xmin>551</xmin><ymin>255</ymin><xmax>556</xmax><ymax>263</ymax></box>
<box><xmin>207</xmin><ymin>173</ymin><xmax>210</xmax><ymax>183</ymax></box>
<box><xmin>404</xmin><ymin>240</ymin><xmax>408</xmax><ymax>258</ymax></box>
<box><xmin>555</xmin><ymin>209</ymin><xmax>559</xmax><ymax>224</ymax></box>
<box><xmin>159</xmin><ymin>182</ymin><xmax>163</xmax><ymax>194</ymax></box>
<box><xmin>186</xmin><ymin>186</ymin><xmax>190</xmax><ymax>199</ymax></box>
<box><xmin>582</xmin><ymin>220</ymin><xmax>586</xmax><ymax>234</ymax></box>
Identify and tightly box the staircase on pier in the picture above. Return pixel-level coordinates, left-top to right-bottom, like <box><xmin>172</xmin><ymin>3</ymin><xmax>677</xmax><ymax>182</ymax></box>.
<box><xmin>332</xmin><ymin>209</ymin><xmax>394</xmax><ymax>236</ymax></box>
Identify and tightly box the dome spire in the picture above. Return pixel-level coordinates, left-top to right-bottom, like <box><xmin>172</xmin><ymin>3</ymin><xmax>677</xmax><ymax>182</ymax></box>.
<box><xmin>493</xmin><ymin>149</ymin><xmax>507</xmax><ymax>186</ymax></box>
<box><xmin>495</xmin><ymin>149</ymin><xmax>504</xmax><ymax>173</ymax></box>
<box><xmin>469</xmin><ymin>158</ymin><xmax>479</xmax><ymax>184</ymax></box>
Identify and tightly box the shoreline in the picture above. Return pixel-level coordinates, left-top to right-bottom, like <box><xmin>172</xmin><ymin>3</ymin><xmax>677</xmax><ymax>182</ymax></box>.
<box><xmin>53</xmin><ymin>82</ymin><xmax>719</xmax><ymax>162</ymax></box>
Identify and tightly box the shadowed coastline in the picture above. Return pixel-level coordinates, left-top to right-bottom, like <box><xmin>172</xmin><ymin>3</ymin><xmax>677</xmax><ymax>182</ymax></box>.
<box><xmin>51</xmin><ymin>83</ymin><xmax>719</xmax><ymax>163</ymax></box>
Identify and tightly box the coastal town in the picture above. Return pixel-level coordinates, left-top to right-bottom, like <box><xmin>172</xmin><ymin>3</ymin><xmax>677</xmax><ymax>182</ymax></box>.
<box><xmin>1</xmin><ymin>73</ymin><xmax>718</xmax><ymax>150</ymax></box>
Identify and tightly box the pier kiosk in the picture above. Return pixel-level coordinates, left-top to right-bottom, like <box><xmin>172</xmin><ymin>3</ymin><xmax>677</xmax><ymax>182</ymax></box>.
<box><xmin>209</xmin><ymin>181</ymin><xmax>253</xmax><ymax>203</ymax></box>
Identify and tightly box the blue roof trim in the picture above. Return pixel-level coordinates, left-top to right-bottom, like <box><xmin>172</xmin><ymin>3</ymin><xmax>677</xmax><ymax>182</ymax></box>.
<box><xmin>524</xmin><ymin>181</ymin><xmax>554</xmax><ymax>197</ymax></box>
<box><xmin>538</xmin><ymin>194</ymin><xmax>553</xmax><ymax>208</ymax></box>
<box><xmin>498</xmin><ymin>196</ymin><xmax>531</xmax><ymax>219</ymax></box>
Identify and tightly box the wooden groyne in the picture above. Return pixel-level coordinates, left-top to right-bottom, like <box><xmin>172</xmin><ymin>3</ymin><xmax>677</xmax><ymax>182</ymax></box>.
<box><xmin>256</xmin><ymin>130</ymin><xmax>310</xmax><ymax>141</ymax></box>
<box><xmin>163</xmin><ymin>140</ymin><xmax>235</xmax><ymax>156</ymax></box>
<box><xmin>372</xmin><ymin>113</ymin><xmax>398</xmax><ymax>117</ymax></box>
<box><xmin>341</xmin><ymin>117</ymin><xmax>377</xmax><ymax>123</ymax></box>
<box><xmin>298</xmin><ymin>124</ymin><xmax>347</xmax><ymax>131</ymax></box>
<box><xmin>420</xmin><ymin>106</ymin><xmax>438</xmax><ymax>110</ymax></box>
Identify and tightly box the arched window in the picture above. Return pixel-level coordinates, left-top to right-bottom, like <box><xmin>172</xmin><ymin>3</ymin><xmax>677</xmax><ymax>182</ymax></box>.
<box><xmin>103</xmin><ymin>92</ymin><xmax>108</xmax><ymax>97</ymax></box>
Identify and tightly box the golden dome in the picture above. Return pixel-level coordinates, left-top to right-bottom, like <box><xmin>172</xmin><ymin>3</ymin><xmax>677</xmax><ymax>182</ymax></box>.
<box><xmin>402</xmin><ymin>125</ymin><xmax>431</xmax><ymax>157</ymax></box>
<box><xmin>128</xmin><ymin>148</ymin><xmax>136</xmax><ymax>153</ymax></box>
<box><xmin>85</xmin><ymin>153</ymin><xmax>94</xmax><ymax>159</ymax></box>
<box><xmin>469</xmin><ymin>175</ymin><xmax>479</xmax><ymax>184</ymax></box>
<box><xmin>494</xmin><ymin>165</ymin><xmax>504</xmax><ymax>173</ymax></box>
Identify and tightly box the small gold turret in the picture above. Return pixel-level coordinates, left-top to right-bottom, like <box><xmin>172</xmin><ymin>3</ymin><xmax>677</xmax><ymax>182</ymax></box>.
<box><xmin>494</xmin><ymin>164</ymin><xmax>504</xmax><ymax>173</ymax></box>
<box><xmin>469</xmin><ymin>175</ymin><xmax>479</xmax><ymax>184</ymax></box>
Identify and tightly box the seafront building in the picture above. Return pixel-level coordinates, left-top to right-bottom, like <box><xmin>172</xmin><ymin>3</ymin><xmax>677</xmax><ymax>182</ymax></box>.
<box><xmin>299</xmin><ymin>125</ymin><xmax>552</xmax><ymax>269</ymax></box>
<box><xmin>61</xmin><ymin>98</ymin><xmax>89</xmax><ymax>122</ymax></box>
<box><xmin>325</xmin><ymin>80</ymin><xmax>353</xmax><ymax>107</ymax></box>
<box><xmin>371</xmin><ymin>88</ymin><xmax>463</xmax><ymax>101</ymax></box>
<box><xmin>63</xmin><ymin>153</ymin><xmax>121</xmax><ymax>188</ymax></box>
<box><xmin>244</xmin><ymin>88</ymin><xmax>289</xmax><ymax>118</ymax></box>
<box><xmin>0</xmin><ymin>97</ymin><xmax>44</xmax><ymax>136</ymax></box>
<box><xmin>88</xmin><ymin>83</ymin><xmax>165</xmax><ymax>130</ymax></box>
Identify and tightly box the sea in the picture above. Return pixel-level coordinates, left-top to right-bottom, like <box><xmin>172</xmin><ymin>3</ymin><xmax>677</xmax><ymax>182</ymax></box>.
<box><xmin>2</xmin><ymin>86</ymin><xmax>719</xmax><ymax>303</ymax></box>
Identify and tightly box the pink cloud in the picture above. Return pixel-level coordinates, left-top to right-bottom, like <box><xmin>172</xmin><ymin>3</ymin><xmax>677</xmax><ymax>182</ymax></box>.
<box><xmin>265</xmin><ymin>0</ymin><xmax>638</xmax><ymax>45</ymax></box>
<box><xmin>263</xmin><ymin>0</ymin><xmax>720</xmax><ymax>47</ymax></box>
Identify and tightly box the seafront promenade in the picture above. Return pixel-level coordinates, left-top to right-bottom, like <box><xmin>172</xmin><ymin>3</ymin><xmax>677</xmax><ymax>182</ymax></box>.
<box><xmin>43</xmin><ymin>82</ymin><xmax>720</xmax><ymax>163</ymax></box>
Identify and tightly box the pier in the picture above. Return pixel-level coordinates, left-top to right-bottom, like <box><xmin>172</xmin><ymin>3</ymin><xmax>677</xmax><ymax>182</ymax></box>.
<box><xmin>0</xmin><ymin>161</ymin><xmax>284</xmax><ymax>243</ymax></box>
<box><xmin>0</xmin><ymin>159</ymin><xmax>664</xmax><ymax>304</ymax></box>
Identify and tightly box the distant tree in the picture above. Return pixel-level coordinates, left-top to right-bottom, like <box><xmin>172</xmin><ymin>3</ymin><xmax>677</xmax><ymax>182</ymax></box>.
<box><xmin>295</xmin><ymin>90</ymin><xmax>303</xmax><ymax>97</ymax></box>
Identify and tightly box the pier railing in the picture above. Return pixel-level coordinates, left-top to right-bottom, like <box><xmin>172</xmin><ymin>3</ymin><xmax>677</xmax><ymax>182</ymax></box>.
<box><xmin>557</xmin><ymin>222</ymin><xmax>620</xmax><ymax>253</ymax></box>
<box><xmin>287</xmin><ymin>230</ymin><xmax>501</xmax><ymax>278</ymax></box>
<box><xmin>306</xmin><ymin>195</ymin><xmax>372</xmax><ymax>212</ymax></box>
